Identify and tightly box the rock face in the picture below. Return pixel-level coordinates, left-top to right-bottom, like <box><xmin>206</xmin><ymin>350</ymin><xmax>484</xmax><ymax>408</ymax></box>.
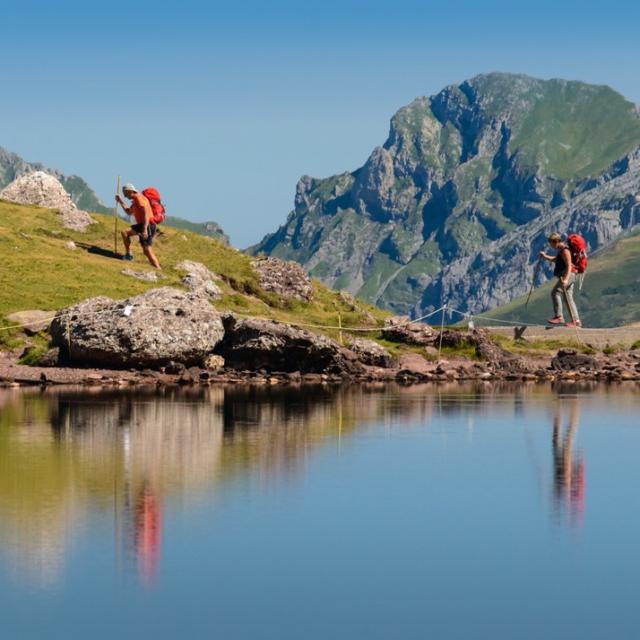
<box><xmin>0</xmin><ymin>171</ymin><xmax>95</xmax><ymax>231</ymax></box>
<box><xmin>251</xmin><ymin>257</ymin><xmax>313</xmax><ymax>301</ymax></box>
<box><xmin>252</xmin><ymin>73</ymin><xmax>640</xmax><ymax>319</ymax></box>
<box><xmin>50</xmin><ymin>287</ymin><xmax>224</xmax><ymax>368</ymax></box>
<box><xmin>216</xmin><ymin>315</ymin><xmax>361</xmax><ymax>374</ymax></box>
<box><xmin>176</xmin><ymin>260</ymin><xmax>222</xmax><ymax>300</ymax></box>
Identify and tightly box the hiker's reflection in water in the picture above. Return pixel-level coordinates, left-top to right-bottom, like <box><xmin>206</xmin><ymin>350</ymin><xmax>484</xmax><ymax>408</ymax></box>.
<box><xmin>551</xmin><ymin>398</ymin><xmax>585</xmax><ymax>526</ymax></box>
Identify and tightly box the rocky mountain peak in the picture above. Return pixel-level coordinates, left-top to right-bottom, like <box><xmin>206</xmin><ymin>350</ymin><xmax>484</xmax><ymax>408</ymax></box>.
<box><xmin>251</xmin><ymin>73</ymin><xmax>640</xmax><ymax>318</ymax></box>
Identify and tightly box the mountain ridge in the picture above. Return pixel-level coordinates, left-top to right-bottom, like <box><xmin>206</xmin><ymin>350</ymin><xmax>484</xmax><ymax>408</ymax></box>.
<box><xmin>252</xmin><ymin>72</ymin><xmax>640</xmax><ymax>323</ymax></box>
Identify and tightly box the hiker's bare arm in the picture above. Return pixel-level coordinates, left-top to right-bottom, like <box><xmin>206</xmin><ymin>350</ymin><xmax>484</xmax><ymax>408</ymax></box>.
<box><xmin>539</xmin><ymin>251</ymin><xmax>555</xmax><ymax>261</ymax></box>
<box><xmin>115</xmin><ymin>195</ymin><xmax>132</xmax><ymax>215</ymax></box>
<box><xmin>560</xmin><ymin>248</ymin><xmax>572</xmax><ymax>284</ymax></box>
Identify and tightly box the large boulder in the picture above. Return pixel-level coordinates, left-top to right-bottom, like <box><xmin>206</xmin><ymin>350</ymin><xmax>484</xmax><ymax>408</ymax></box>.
<box><xmin>382</xmin><ymin>316</ymin><xmax>435</xmax><ymax>345</ymax></box>
<box><xmin>216</xmin><ymin>315</ymin><xmax>362</xmax><ymax>374</ymax></box>
<box><xmin>0</xmin><ymin>171</ymin><xmax>95</xmax><ymax>231</ymax></box>
<box><xmin>252</xmin><ymin>257</ymin><xmax>313</xmax><ymax>301</ymax></box>
<box><xmin>50</xmin><ymin>287</ymin><xmax>224</xmax><ymax>369</ymax></box>
<box><xmin>347</xmin><ymin>337</ymin><xmax>393</xmax><ymax>368</ymax></box>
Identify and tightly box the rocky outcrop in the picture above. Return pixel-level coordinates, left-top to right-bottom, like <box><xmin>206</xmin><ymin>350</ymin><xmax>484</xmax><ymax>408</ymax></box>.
<box><xmin>251</xmin><ymin>257</ymin><xmax>313</xmax><ymax>301</ymax></box>
<box><xmin>216</xmin><ymin>315</ymin><xmax>362</xmax><ymax>374</ymax></box>
<box><xmin>50</xmin><ymin>287</ymin><xmax>224</xmax><ymax>368</ymax></box>
<box><xmin>0</xmin><ymin>146</ymin><xmax>109</xmax><ymax>213</ymax></box>
<box><xmin>382</xmin><ymin>316</ymin><xmax>435</xmax><ymax>345</ymax></box>
<box><xmin>551</xmin><ymin>348</ymin><xmax>599</xmax><ymax>371</ymax></box>
<box><xmin>176</xmin><ymin>260</ymin><xmax>222</xmax><ymax>300</ymax></box>
<box><xmin>347</xmin><ymin>337</ymin><xmax>393</xmax><ymax>368</ymax></box>
<box><xmin>0</xmin><ymin>171</ymin><xmax>95</xmax><ymax>231</ymax></box>
<box><xmin>252</xmin><ymin>73</ymin><xmax>640</xmax><ymax>321</ymax></box>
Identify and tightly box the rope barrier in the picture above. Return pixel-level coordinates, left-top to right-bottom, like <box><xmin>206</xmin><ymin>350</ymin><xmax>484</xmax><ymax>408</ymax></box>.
<box><xmin>0</xmin><ymin>302</ymin><xmax>448</xmax><ymax>335</ymax></box>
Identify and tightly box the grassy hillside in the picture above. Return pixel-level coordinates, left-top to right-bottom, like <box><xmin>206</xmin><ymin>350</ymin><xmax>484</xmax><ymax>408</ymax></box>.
<box><xmin>0</xmin><ymin>199</ymin><xmax>387</xmax><ymax>343</ymax></box>
<box><xmin>488</xmin><ymin>229</ymin><xmax>640</xmax><ymax>327</ymax></box>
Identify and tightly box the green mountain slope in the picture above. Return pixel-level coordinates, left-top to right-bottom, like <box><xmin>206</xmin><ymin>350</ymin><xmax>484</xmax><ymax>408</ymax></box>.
<box><xmin>163</xmin><ymin>216</ymin><xmax>229</xmax><ymax>244</ymax></box>
<box><xmin>488</xmin><ymin>229</ymin><xmax>640</xmax><ymax>327</ymax></box>
<box><xmin>252</xmin><ymin>73</ymin><xmax>640</xmax><ymax>319</ymax></box>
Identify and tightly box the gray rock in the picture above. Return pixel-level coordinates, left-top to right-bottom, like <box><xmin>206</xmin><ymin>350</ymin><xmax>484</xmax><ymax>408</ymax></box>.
<box><xmin>551</xmin><ymin>348</ymin><xmax>599</xmax><ymax>371</ymax></box>
<box><xmin>202</xmin><ymin>354</ymin><xmax>225</xmax><ymax>371</ymax></box>
<box><xmin>176</xmin><ymin>260</ymin><xmax>222</xmax><ymax>300</ymax></box>
<box><xmin>251</xmin><ymin>257</ymin><xmax>313</xmax><ymax>301</ymax></box>
<box><xmin>38</xmin><ymin>347</ymin><xmax>61</xmax><ymax>367</ymax></box>
<box><xmin>396</xmin><ymin>353</ymin><xmax>434</xmax><ymax>379</ymax></box>
<box><xmin>6</xmin><ymin>309</ymin><xmax>52</xmax><ymax>335</ymax></box>
<box><xmin>50</xmin><ymin>287</ymin><xmax>224</xmax><ymax>369</ymax></box>
<box><xmin>347</xmin><ymin>337</ymin><xmax>393</xmax><ymax>367</ymax></box>
<box><xmin>121</xmin><ymin>268</ymin><xmax>164</xmax><ymax>282</ymax></box>
<box><xmin>382</xmin><ymin>316</ymin><xmax>435</xmax><ymax>345</ymax></box>
<box><xmin>0</xmin><ymin>171</ymin><xmax>95</xmax><ymax>231</ymax></box>
<box><xmin>216</xmin><ymin>314</ymin><xmax>361</xmax><ymax>374</ymax></box>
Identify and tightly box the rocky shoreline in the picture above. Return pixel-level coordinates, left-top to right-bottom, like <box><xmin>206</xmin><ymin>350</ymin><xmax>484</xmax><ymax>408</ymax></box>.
<box><xmin>3</xmin><ymin>285</ymin><xmax>640</xmax><ymax>389</ymax></box>
<box><xmin>3</xmin><ymin>337</ymin><xmax>640</xmax><ymax>390</ymax></box>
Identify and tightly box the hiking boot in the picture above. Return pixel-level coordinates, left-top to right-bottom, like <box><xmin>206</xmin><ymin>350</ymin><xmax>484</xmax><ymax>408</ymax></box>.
<box><xmin>547</xmin><ymin>316</ymin><xmax>564</xmax><ymax>325</ymax></box>
<box><xmin>122</xmin><ymin>253</ymin><xmax>134</xmax><ymax>261</ymax></box>
<box><xmin>565</xmin><ymin>321</ymin><xmax>582</xmax><ymax>328</ymax></box>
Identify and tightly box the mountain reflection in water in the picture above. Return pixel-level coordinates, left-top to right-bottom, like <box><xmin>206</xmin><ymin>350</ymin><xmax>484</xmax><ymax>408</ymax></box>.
<box><xmin>0</xmin><ymin>382</ymin><xmax>632</xmax><ymax>592</ymax></box>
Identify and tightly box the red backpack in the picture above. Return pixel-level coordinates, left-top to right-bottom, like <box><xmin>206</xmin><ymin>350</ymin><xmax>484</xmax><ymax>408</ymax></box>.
<box><xmin>142</xmin><ymin>187</ymin><xmax>166</xmax><ymax>224</ymax></box>
<box><xmin>567</xmin><ymin>233</ymin><xmax>588</xmax><ymax>273</ymax></box>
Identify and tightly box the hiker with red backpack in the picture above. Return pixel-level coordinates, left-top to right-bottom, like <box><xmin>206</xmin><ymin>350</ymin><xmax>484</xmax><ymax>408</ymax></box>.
<box><xmin>116</xmin><ymin>183</ymin><xmax>165</xmax><ymax>269</ymax></box>
<box><xmin>539</xmin><ymin>232</ymin><xmax>587</xmax><ymax>328</ymax></box>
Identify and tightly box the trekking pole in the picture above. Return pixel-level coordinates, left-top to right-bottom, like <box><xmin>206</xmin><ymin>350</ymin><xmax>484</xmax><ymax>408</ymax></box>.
<box><xmin>525</xmin><ymin>257</ymin><xmax>542</xmax><ymax>308</ymax></box>
<box><xmin>114</xmin><ymin>175</ymin><xmax>121</xmax><ymax>256</ymax></box>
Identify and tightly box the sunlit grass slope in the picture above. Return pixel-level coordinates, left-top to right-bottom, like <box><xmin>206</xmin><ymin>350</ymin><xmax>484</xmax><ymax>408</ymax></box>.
<box><xmin>0</xmin><ymin>200</ymin><xmax>387</xmax><ymax>338</ymax></box>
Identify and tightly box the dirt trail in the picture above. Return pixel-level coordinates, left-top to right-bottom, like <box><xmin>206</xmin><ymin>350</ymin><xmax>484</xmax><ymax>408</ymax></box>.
<box><xmin>485</xmin><ymin>325</ymin><xmax>640</xmax><ymax>348</ymax></box>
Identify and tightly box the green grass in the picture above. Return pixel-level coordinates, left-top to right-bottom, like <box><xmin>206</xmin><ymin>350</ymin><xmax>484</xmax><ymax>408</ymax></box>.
<box><xmin>511</xmin><ymin>80</ymin><xmax>640</xmax><ymax>180</ymax></box>
<box><xmin>0</xmin><ymin>199</ymin><xmax>389</xmax><ymax>346</ymax></box>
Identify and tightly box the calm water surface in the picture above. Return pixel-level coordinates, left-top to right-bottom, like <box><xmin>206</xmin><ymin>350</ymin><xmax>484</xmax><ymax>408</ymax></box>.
<box><xmin>1</xmin><ymin>383</ymin><xmax>639</xmax><ymax>639</ymax></box>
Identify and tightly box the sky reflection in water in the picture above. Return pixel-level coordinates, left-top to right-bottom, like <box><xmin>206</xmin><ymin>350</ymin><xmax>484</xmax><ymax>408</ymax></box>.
<box><xmin>0</xmin><ymin>383</ymin><xmax>638</xmax><ymax>639</ymax></box>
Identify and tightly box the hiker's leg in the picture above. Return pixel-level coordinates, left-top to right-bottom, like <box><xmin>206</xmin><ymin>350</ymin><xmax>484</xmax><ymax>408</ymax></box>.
<box><xmin>551</xmin><ymin>279</ymin><xmax>564</xmax><ymax>318</ymax></box>
<box><xmin>121</xmin><ymin>230</ymin><xmax>133</xmax><ymax>255</ymax></box>
<box><xmin>143</xmin><ymin>245</ymin><xmax>161</xmax><ymax>269</ymax></box>
<box><xmin>565</xmin><ymin>276</ymin><xmax>580</xmax><ymax>323</ymax></box>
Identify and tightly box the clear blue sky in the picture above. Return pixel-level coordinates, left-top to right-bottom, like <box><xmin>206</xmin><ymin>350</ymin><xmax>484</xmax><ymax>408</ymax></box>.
<box><xmin>2</xmin><ymin>0</ymin><xmax>639</xmax><ymax>247</ymax></box>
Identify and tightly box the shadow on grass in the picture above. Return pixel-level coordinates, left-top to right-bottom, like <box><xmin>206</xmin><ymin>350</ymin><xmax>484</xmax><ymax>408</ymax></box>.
<box><xmin>75</xmin><ymin>242</ymin><xmax>121</xmax><ymax>260</ymax></box>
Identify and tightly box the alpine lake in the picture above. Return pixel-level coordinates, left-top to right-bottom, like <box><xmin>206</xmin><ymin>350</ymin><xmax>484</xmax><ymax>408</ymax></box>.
<box><xmin>1</xmin><ymin>381</ymin><xmax>639</xmax><ymax>639</ymax></box>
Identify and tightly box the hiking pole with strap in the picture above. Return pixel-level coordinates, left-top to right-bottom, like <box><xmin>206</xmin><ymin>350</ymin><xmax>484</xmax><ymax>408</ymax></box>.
<box><xmin>114</xmin><ymin>175</ymin><xmax>121</xmax><ymax>256</ymax></box>
<box><xmin>525</xmin><ymin>256</ymin><xmax>542</xmax><ymax>308</ymax></box>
